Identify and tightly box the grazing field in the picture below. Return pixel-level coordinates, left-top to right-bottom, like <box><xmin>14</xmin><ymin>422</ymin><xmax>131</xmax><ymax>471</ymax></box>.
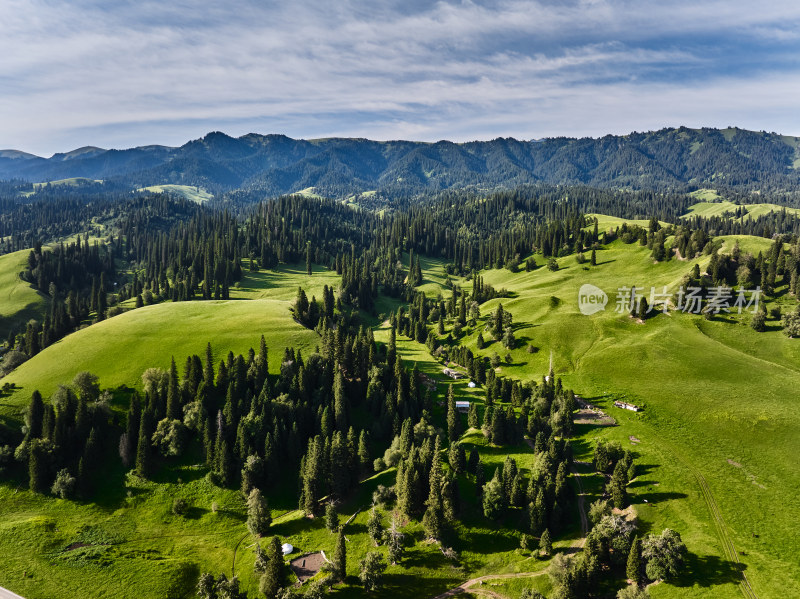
<box><xmin>0</xmin><ymin>299</ymin><xmax>320</xmax><ymax>422</ymax></box>
<box><xmin>137</xmin><ymin>184</ymin><xmax>214</xmax><ymax>203</ymax></box>
<box><xmin>682</xmin><ymin>200</ymin><xmax>800</xmax><ymax>221</ymax></box>
<box><xmin>33</xmin><ymin>177</ymin><xmax>102</xmax><ymax>189</ymax></box>
<box><xmin>0</xmin><ymin>249</ymin><xmax>47</xmax><ymax>339</ymax></box>
<box><xmin>416</xmin><ymin>239</ymin><xmax>800</xmax><ymax>598</ymax></box>
<box><xmin>231</xmin><ymin>262</ymin><xmax>342</xmax><ymax>302</ymax></box>
<box><xmin>585</xmin><ymin>214</ymin><xmax>668</xmax><ymax>231</ymax></box>
<box><xmin>1</xmin><ymin>230</ymin><xmax>799</xmax><ymax>599</ymax></box>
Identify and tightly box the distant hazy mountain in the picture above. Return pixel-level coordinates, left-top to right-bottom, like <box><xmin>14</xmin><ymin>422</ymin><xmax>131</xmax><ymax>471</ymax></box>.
<box><xmin>2</xmin><ymin>127</ymin><xmax>799</xmax><ymax>197</ymax></box>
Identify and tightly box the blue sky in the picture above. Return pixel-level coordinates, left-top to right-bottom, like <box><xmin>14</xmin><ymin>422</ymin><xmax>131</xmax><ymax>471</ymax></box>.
<box><xmin>2</xmin><ymin>0</ymin><xmax>800</xmax><ymax>156</ymax></box>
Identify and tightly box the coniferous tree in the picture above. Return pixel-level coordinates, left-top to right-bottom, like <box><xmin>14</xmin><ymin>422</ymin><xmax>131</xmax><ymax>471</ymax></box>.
<box><xmin>136</xmin><ymin>409</ymin><xmax>154</xmax><ymax>479</ymax></box>
<box><xmin>166</xmin><ymin>357</ymin><xmax>181</xmax><ymax>421</ymax></box>
<box><xmin>539</xmin><ymin>528</ymin><xmax>552</xmax><ymax>557</ymax></box>
<box><xmin>247</xmin><ymin>488</ymin><xmax>271</xmax><ymax>536</ymax></box>
<box><xmin>26</xmin><ymin>390</ymin><xmax>44</xmax><ymax>440</ymax></box>
<box><xmin>28</xmin><ymin>439</ymin><xmax>49</xmax><ymax>493</ymax></box>
<box><xmin>627</xmin><ymin>536</ymin><xmax>643</xmax><ymax>586</ymax></box>
<box><xmin>367</xmin><ymin>507</ymin><xmax>383</xmax><ymax>546</ymax></box>
<box><xmin>333</xmin><ymin>527</ymin><xmax>347</xmax><ymax>581</ymax></box>
<box><xmin>467</xmin><ymin>402</ymin><xmax>479</xmax><ymax>429</ymax></box>
<box><xmin>358</xmin><ymin>430</ymin><xmax>371</xmax><ymax>474</ymax></box>
<box><xmin>326</xmin><ymin>500</ymin><xmax>340</xmax><ymax>533</ymax></box>
<box><xmin>446</xmin><ymin>384</ymin><xmax>459</xmax><ymax>442</ymax></box>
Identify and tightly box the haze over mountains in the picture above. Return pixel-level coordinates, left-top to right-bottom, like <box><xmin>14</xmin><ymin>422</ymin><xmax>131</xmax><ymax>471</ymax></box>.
<box><xmin>2</xmin><ymin>127</ymin><xmax>799</xmax><ymax>198</ymax></box>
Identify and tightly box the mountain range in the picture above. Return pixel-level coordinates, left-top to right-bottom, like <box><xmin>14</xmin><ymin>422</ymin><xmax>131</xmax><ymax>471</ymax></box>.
<box><xmin>2</xmin><ymin>127</ymin><xmax>799</xmax><ymax>198</ymax></box>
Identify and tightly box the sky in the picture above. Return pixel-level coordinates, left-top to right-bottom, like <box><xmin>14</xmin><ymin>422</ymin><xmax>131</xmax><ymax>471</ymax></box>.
<box><xmin>2</xmin><ymin>0</ymin><xmax>800</xmax><ymax>156</ymax></box>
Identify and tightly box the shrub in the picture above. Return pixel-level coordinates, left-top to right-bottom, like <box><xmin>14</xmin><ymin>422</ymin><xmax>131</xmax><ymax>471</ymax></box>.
<box><xmin>172</xmin><ymin>498</ymin><xmax>188</xmax><ymax>516</ymax></box>
<box><xmin>51</xmin><ymin>469</ymin><xmax>77</xmax><ymax>499</ymax></box>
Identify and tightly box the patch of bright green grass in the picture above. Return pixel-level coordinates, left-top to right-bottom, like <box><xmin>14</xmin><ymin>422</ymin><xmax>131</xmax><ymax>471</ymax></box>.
<box><xmin>33</xmin><ymin>177</ymin><xmax>102</xmax><ymax>189</ymax></box>
<box><xmin>231</xmin><ymin>262</ymin><xmax>342</xmax><ymax>302</ymax></box>
<box><xmin>137</xmin><ymin>185</ymin><xmax>213</xmax><ymax>204</ymax></box>
<box><xmin>682</xmin><ymin>201</ymin><xmax>800</xmax><ymax>222</ymax></box>
<box><xmin>0</xmin><ymin>299</ymin><xmax>320</xmax><ymax>421</ymax></box>
<box><xmin>585</xmin><ymin>214</ymin><xmax>668</xmax><ymax>232</ymax></box>
<box><xmin>0</xmin><ymin>249</ymin><xmax>48</xmax><ymax>339</ymax></box>
<box><xmin>431</xmin><ymin>239</ymin><xmax>800</xmax><ymax>598</ymax></box>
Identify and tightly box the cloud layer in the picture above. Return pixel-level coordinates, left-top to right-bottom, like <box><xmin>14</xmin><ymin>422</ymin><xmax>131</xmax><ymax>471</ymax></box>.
<box><xmin>2</xmin><ymin>0</ymin><xmax>800</xmax><ymax>155</ymax></box>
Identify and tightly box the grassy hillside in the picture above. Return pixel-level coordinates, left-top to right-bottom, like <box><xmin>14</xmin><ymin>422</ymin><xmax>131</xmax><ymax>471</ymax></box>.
<box><xmin>422</xmin><ymin>240</ymin><xmax>800</xmax><ymax>598</ymax></box>
<box><xmin>585</xmin><ymin>213</ymin><xmax>668</xmax><ymax>232</ymax></box>
<box><xmin>0</xmin><ymin>299</ymin><xmax>319</xmax><ymax>421</ymax></box>
<box><xmin>1</xmin><ymin>233</ymin><xmax>799</xmax><ymax>599</ymax></box>
<box><xmin>0</xmin><ymin>249</ymin><xmax>48</xmax><ymax>339</ymax></box>
<box><xmin>682</xmin><ymin>200</ymin><xmax>800</xmax><ymax>221</ymax></box>
<box><xmin>137</xmin><ymin>184</ymin><xmax>213</xmax><ymax>203</ymax></box>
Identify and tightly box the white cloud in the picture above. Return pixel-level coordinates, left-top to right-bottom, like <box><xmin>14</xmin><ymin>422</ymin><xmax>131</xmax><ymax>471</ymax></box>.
<box><xmin>1</xmin><ymin>0</ymin><xmax>799</xmax><ymax>155</ymax></box>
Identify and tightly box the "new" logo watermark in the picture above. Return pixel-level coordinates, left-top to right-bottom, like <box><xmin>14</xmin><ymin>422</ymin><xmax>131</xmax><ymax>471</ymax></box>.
<box><xmin>578</xmin><ymin>284</ymin><xmax>608</xmax><ymax>315</ymax></box>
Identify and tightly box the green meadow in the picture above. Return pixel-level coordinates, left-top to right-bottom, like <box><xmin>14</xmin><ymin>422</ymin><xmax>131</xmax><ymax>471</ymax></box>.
<box><xmin>0</xmin><ymin>299</ymin><xmax>320</xmax><ymax>423</ymax></box>
<box><xmin>1</xmin><ymin>228</ymin><xmax>799</xmax><ymax>598</ymax></box>
<box><xmin>682</xmin><ymin>200</ymin><xmax>800</xmax><ymax>222</ymax></box>
<box><xmin>0</xmin><ymin>249</ymin><xmax>48</xmax><ymax>339</ymax></box>
<box><xmin>137</xmin><ymin>185</ymin><xmax>214</xmax><ymax>204</ymax></box>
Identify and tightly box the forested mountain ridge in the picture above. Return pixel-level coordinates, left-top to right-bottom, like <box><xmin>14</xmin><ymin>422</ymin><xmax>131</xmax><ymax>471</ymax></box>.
<box><xmin>2</xmin><ymin>127</ymin><xmax>799</xmax><ymax>198</ymax></box>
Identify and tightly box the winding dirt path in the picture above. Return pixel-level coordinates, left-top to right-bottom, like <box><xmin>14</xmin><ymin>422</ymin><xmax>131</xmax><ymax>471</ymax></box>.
<box><xmin>431</xmin><ymin>571</ymin><xmax>548</xmax><ymax>599</ymax></box>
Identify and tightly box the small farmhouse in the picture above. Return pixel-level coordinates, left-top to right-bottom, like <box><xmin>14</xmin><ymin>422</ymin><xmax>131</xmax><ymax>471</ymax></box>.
<box><xmin>443</xmin><ymin>367</ymin><xmax>465</xmax><ymax>379</ymax></box>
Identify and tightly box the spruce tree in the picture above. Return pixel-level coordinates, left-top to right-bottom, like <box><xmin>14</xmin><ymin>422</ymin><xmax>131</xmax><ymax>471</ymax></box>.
<box><xmin>166</xmin><ymin>357</ymin><xmax>181</xmax><ymax>421</ymax></box>
<box><xmin>259</xmin><ymin>536</ymin><xmax>284</xmax><ymax>597</ymax></box>
<box><xmin>423</xmin><ymin>436</ymin><xmax>444</xmax><ymax>541</ymax></box>
<box><xmin>539</xmin><ymin>528</ymin><xmax>552</xmax><ymax>557</ymax></box>
<box><xmin>333</xmin><ymin>370</ymin><xmax>347</xmax><ymax>431</ymax></box>
<box><xmin>627</xmin><ymin>535</ymin><xmax>643</xmax><ymax>586</ymax></box>
<box><xmin>246</xmin><ymin>488</ymin><xmax>271</xmax><ymax>536</ymax></box>
<box><xmin>28</xmin><ymin>439</ymin><xmax>49</xmax><ymax>493</ymax></box>
<box><xmin>446</xmin><ymin>384</ymin><xmax>458</xmax><ymax>442</ymax></box>
<box><xmin>358</xmin><ymin>430</ymin><xmax>371</xmax><ymax>473</ymax></box>
<box><xmin>326</xmin><ymin>500</ymin><xmax>339</xmax><ymax>533</ymax></box>
<box><xmin>136</xmin><ymin>409</ymin><xmax>154</xmax><ymax>479</ymax></box>
<box><xmin>333</xmin><ymin>527</ymin><xmax>347</xmax><ymax>581</ymax></box>
<box><xmin>26</xmin><ymin>390</ymin><xmax>44</xmax><ymax>439</ymax></box>
<box><xmin>467</xmin><ymin>403</ymin><xmax>479</xmax><ymax>429</ymax></box>
<box><xmin>367</xmin><ymin>506</ymin><xmax>383</xmax><ymax>546</ymax></box>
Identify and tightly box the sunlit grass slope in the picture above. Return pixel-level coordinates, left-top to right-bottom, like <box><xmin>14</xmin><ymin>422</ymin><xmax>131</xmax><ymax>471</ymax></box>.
<box><xmin>0</xmin><ymin>299</ymin><xmax>320</xmax><ymax>420</ymax></box>
<box><xmin>0</xmin><ymin>249</ymin><xmax>47</xmax><ymax>339</ymax></box>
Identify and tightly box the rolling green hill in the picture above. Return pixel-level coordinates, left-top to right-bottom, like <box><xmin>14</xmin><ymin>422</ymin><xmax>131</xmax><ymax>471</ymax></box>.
<box><xmin>409</xmin><ymin>239</ymin><xmax>800</xmax><ymax>598</ymax></box>
<box><xmin>1</xmin><ymin>231</ymin><xmax>799</xmax><ymax>599</ymax></box>
<box><xmin>0</xmin><ymin>249</ymin><xmax>47</xmax><ymax>340</ymax></box>
<box><xmin>681</xmin><ymin>195</ymin><xmax>800</xmax><ymax>222</ymax></box>
<box><xmin>137</xmin><ymin>184</ymin><xmax>213</xmax><ymax>204</ymax></box>
<box><xmin>0</xmin><ymin>299</ymin><xmax>319</xmax><ymax>421</ymax></box>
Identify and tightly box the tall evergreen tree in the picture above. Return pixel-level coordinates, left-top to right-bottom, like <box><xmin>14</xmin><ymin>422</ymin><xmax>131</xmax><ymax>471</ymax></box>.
<box><xmin>333</xmin><ymin>527</ymin><xmax>347</xmax><ymax>581</ymax></box>
<box><xmin>627</xmin><ymin>536</ymin><xmax>643</xmax><ymax>587</ymax></box>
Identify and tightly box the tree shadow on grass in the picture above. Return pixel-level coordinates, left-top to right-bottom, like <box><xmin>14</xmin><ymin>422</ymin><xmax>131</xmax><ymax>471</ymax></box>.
<box><xmin>632</xmin><ymin>463</ymin><xmax>658</xmax><ymax>477</ymax></box>
<box><xmin>337</xmin><ymin>573</ymin><xmax>462</xmax><ymax>599</ymax></box>
<box><xmin>635</xmin><ymin>491</ymin><xmax>687</xmax><ymax>504</ymax></box>
<box><xmin>272</xmin><ymin>514</ymin><xmax>320</xmax><ymax>538</ymax></box>
<box><xmin>673</xmin><ymin>551</ymin><xmax>745</xmax><ymax>588</ymax></box>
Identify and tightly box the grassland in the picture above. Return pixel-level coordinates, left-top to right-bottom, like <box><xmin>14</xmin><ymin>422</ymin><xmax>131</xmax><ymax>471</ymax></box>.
<box><xmin>682</xmin><ymin>200</ymin><xmax>800</xmax><ymax>222</ymax></box>
<box><xmin>585</xmin><ymin>213</ymin><xmax>668</xmax><ymax>232</ymax></box>
<box><xmin>137</xmin><ymin>185</ymin><xmax>214</xmax><ymax>204</ymax></box>
<box><xmin>0</xmin><ymin>299</ymin><xmax>320</xmax><ymax>423</ymax></box>
<box><xmin>416</xmin><ymin>240</ymin><xmax>800</xmax><ymax>598</ymax></box>
<box><xmin>1</xmin><ymin>233</ymin><xmax>799</xmax><ymax>599</ymax></box>
<box><xmin>0</xmin><ymin>249</ymin><xmax>48</xmax><ymax>339</ymax></box>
